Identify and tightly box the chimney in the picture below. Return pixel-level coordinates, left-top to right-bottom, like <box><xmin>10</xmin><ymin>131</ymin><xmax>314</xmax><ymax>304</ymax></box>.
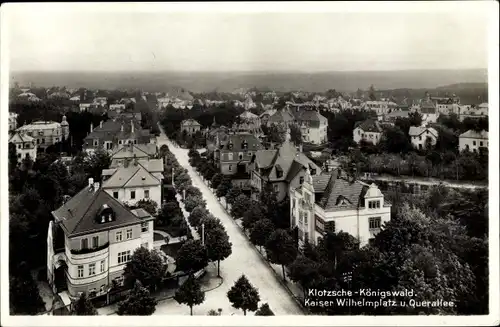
<box><xmin>121</xmin><ymin>124</ymin><xmax>124</xmax><ymax>132</ymax></box>
<box><xmin>90</xmin><ymin>123</ymin><xmax>94</xmax><ymax>133</ymax></box>
<box><xmin>88</xmin><ymin>177</ymin><xmax>94</xmax><ymax>188</ymax></box>
<box><xmin>131</xmin><ymin>120</ymin><xmax>135</xmax><ymax>133</ymax></box>
<box><xmin>93</xmin><ymin>182</ymin><xmax>100</xmax><ymax>192</ymax></box>
<box><xmin>100</xmin><ymin>121</ymin><xmax>103</xmax><ymax>128</ymax></box>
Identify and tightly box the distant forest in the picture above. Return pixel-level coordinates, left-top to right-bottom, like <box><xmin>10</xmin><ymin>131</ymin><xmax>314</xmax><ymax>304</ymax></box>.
<box><xmin>10</xmin><ymin>69</ymin><xmax>487</xmax><ymax>94</ymax></box>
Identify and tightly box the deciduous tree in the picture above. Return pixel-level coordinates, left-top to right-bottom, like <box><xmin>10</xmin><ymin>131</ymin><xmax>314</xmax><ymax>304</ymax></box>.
<box><xmin>117</xmin><ymin>280</ymin><xmax>157</xmax><ymax>316</ymax></box>
<box><xmin>249</xmin><ymin>219</ymin><xmax>275</xmax><ymax>251</ymax></box>
<box><xmin>227</xmin><ymin>275</ymin><xmax>260</xmax><ymax>316</ymax></box>
<box><xmin>255</xmin><ymin>303</ymin><xmax>275</xmax><ymax>316</ymax></box>
<box><xmin>124</xmin><ymin>247</ymin><xmax>165</xmax><ymax>291</ymax></box>
<box><xmin>174</xmin><ymin>275</ymin><xmax>205</xmax><ymax>316</ymax></box>
<box><xmin>231</xmin><ymin>194</ymin><xmax>251</xmax><ymax>219</ymax></box>
<box><xmin>205</xmin><ymin>226</ymin><xmax>233</xmax><ymax>276</ymax></box>
<box><xmin>265</xmin><ymin>229</ymin><xmax>297</xmax><ymax>281</ymax></box>
<box><xmin>176</xmin><ymin>240</ymin><xmax>209</xmax><ymax>274</ymax></box>
<box><xmin>71</xmin><ymin>292</ymin><xmax>97</xmax><ymax>316</ymax></box>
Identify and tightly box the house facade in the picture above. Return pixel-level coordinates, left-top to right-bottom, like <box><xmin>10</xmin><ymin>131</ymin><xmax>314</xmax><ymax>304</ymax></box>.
<box><xmin>83</xmin><ymin>118</ymin><xmax>151</xmax><ymax>155</ymax></box>
<box><xmin>459</xmin><ymin>130</ymin><xmax>488</xmax><ymax>152</ymax></box>
<box><xmin>215</xmin><ymin>132</ymin><xmax>263</xmax><ymax>181</ymax></box>
<box><xmin>101</xmin><ymin>161</ymin><xmax>162</xmax><ymax>210</ymax></box>
<box><xmin>16</xmin><ymin>117</ymin><xmax>69</xmax><ymax>150</ymax></box>
<box><xmin>408</xmin><ymin>126</ymin><xmax>439</xmax><ymax>150</ymax></box>
<box><xmin>249</xmin><ymin>141</ymin><xmax>322</xmax><ymax>201</ymax></box>
<box><xmin>9</xmin><ymin>132</ymin><xmax>38</xmax><ymax>161</ymax></box>
<box><xmin>290</xmin><ymin>169</ymin><xmax>391</xmax><ymax>248</ymax></box>
<box><xmin>47</xmin><ymin>180</ymin><xmax>155</xmax><ymax>299</ymax></box>
<box><xmin>353</xmin><ymin>119</ymin><xmax>384</xmax><ymax>145</ymax></box>
<box><xmin>291</xmin><ymin>109</ymin><xmax>328</xmax><ymax>145</ymax></box>
<box><xmin>110</xmin><ymin>143</ymin><xmax>158</xmax><ymax>167</ymax></box>
<box><xmin>180</xmin><ymin>119</ymin><xmax>201</xmax><ymax>135</ymax></box>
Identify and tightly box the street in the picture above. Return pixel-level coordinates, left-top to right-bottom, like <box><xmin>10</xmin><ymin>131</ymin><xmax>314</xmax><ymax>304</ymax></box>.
<box><xmin>155</xmin><ymin>129</ymin><xmax>303</xmax><ymax>315</ymax></box>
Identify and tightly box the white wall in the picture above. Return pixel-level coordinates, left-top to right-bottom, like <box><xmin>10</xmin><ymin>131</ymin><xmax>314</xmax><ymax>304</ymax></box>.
<box><xmin>411</xmin><ymin>133</ymin><xmax>438</xmax><ymax>150</ymax></box>
<box><xmin>353</xmin><ymin>127</ymin><xmax>381</xmax><ymax>145</ymax></box>
<box><xmin>459</xmin><ymin>137</ymin><xmax>488</xmax><ymax>152</ymax></box>
<box><xmin>104</xmin><ymin>184</ymin><xmax>162</xmax><ymax>210</ymax></box>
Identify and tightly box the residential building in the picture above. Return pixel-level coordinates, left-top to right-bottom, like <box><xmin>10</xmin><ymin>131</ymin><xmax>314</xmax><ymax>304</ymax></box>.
<box><xmin>16</xmin><ymin>117</ymin><xmax>70</xmax><ymax>150</ymax></box>
<box><xmin>459</xmin><ymin>130</ymin><xmax>488</xmax><ymax>152</ymax></box>
<box><xmin>180</xmin><ymin>119</ymin><xmax>201</xmax><ymax>135</ymax></box>
<box><xmin>290</xmin><ymin>168</ymin><xmax>391</xmax><ymax>248</ymax></box>
<box><xmin>17</xmin><ymin>92</ymin><xmax>41</xmax><ymax>102</ymax></box>
<box><xmin>250</xmin><ymin>141</ymin><xmax>322</xmax><ymax>201</ymax></box>
<box><xmin>9</xmin><ymin>132</ymin><xmax>38</xmax><ymax>161</ymax></box>
<box><xmin>419</xmin><ymin>96</ymin><xmax>440</xmax><ymax>124</ymax></box>
<box><xmin>80</xmin><ymin>102</ymin><xmax>98</xmax><ymax>112</ymax></box>
<box><xmin>260</xmin><ymin>108</ymin><xmax>277</xmax><ymax>125</ymax></box>
<box><xmin>408</xmin><ymin>126</ymin><xmax>439</xmax><ymax>150</ymax></box>
<box><xmin>110</xmin><ymin>143</ymin><xmax>158</xmax><ymax>167</ymax></box>
<box><xmin>353</xmin><ymin>119</ymin><xmax>384</xmax><ymax>145</ymax></box>
<box><xmin>109</xmin><ymin>104</ymin><xmax>126</xmax><ymax>111</ymax></box>
<box><xmin>458</xmin><ymin>103</ymin><xmax>488</xmax><ymax>121</ymax></box>
<box><xmin>291</xmin><ymin>109</ymin><xmax>328</xmax><ymax>145</ymax></box>
<box><xmin>215</xmin><ymin>132</ymin><xmax>263</xmax><ymax>179</ymax></box>
<box><xmin>70</xmin><ymin>95</ymin><xmax>81</xmax><ymax>102</ymax></box>
<box><xmin>362</xmin><ymin>101</ymin><xmax>398</xmax><ymax>119</ymax></box>
<box><xmin>47</xmin><ymin>179</ymin><xmax>155</xmax><ymax>299</ymax></box>
<box><xmin>383</xmin><ymin>110</ymin><xmax>409</xmax><ymax>123</ymax></box>
<box><xmin>101</xmin><ymin>160</ymin><xmax>162</xmax><ymax>209</ymax></box>
<box><xmin>9</xmin><ymin>112</ymin><xmax>18</xmax><ymax>131</ymax></box>
<box><xmin>83</xmin><ymin>119</ymin><xmax>151</xmax><ymax>155</ymax></box>
<box><xmin>267</xmin><ymin>109</ymin><xmax>295</xmax><ymax>128</ymax></box>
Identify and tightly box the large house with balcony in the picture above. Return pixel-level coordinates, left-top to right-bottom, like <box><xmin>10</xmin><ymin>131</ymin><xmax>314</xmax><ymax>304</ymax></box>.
<box><xmin>290</xmin><ymin>168</ymin><xmax>391</xmax><ymax>248</ymax></box>
<box><xmin>459</xmin><ymin>129</ymin><xmax>488</xmax><ymax>152</ymax></box>
<box><xmin>47</xmin><ymin>179</ymin><xmax>155</xmax><ymax>299</ymax></box>
<box><xmin>353</xmin><ymin>119</ymin><xmax>384</xmax><ymax>145</ymax></box>
<box><xmin>290</xmin><ymin>109</ymin><xmax>329</xmax><ymax>145</ymax></box>
<box><xmin>9</xmin><ymin>132</ymin><xmax>38</xmax><ymax>161</ymax></box>
<box><xmin>83</xmin><ymin>118</ymin><xmax>151</xmax><ymax>154</ymax></box>
<box><xmin>214</xmin><ymin>132</ymin><xmax>263</xmax><ymax>188</ymax></box>
<box><xmin>249</xmin><ymin>141</ymin><xmax>322</xmax><ymax>201</ymax></box>
<box><xmin>409</xmin><ymin>126</ymin><xmax>439</xmax><ymax>150</ymax></box>
<box><xmin>16</xmin><ymin>117</ymin><xmax>70</xmax><ymax>150</ymax></box>
<box><xmin>101</xmin><ymin>160</ymin><xmax>163</xmax><ymax>210</ymax></box>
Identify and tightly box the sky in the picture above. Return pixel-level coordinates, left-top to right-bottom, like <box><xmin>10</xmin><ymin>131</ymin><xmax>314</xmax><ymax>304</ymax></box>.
<box><xmin>3</xmin><ymin>2</ymin><xmax>492</xmax><ymax>72</ymax></box>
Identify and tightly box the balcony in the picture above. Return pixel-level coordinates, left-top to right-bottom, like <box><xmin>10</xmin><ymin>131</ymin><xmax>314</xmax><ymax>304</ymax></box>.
<box><xmin>70</xmin><ymin>242</ymin><xmax>109</xmax><ymax>255</ymax></box>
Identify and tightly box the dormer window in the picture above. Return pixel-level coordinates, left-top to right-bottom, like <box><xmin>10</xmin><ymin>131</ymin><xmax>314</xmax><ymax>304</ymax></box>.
<box><xmin>228</xmin><ymin>143</ymin><xmax>233</xmax><ymax>150</ymax></box>
<box><xmin>299</xmin><ymin>176</ymin><xmax>304</xmax><ymax>184</ymax></box>
<box><xmin>97</xmin><ymin>204</ymin><xmax>115</xmax><ymax>223</ymax></box>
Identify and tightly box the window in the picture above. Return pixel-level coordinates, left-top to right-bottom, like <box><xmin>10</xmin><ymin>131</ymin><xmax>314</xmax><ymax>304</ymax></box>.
<box><xmin>228</xmin><ymin>153</ymin><xmax>233</xmax><ymax>161</ymax></box>
<box><xmin>239</xmin><ymin>153</ymin><xmax>243</xmax><ymax>160</ymax></box>
<box><xmin>368</xmin><ymin>200</ymin><xmax>380</xmax><ymax>209</ymax></box>
<box><xmin>92</xmin><ymin>236</ymin><xmax>99</xmax><ymax>248</ymax></box>
<box><xmin>116</xmin><ymin>231</ymin><xmax>122</xmax><ymax>242</ymax></box>
<box><xmin>311</xmin><ymin>169</ymin><xmax>316</xmax><ymax>175</ymax></box>
<box><xmin>369</xmin><ymin>217</ymin><xmax>381</xmax><ymax>230</ymax></box>
<box><xmin>144</xmin><ymin>189</ymin><xmax>150</xmax><ymax>199</ymax></box>
<box><xmin>119</xmin><ymin>140</ymin><xmax>123</xmax><ymax>145</ymax></box>
<box><xmin>118</xmin><ymin>250</ymin><xmax>131</xmax><ymax>264</ymax></box>
<box><xmin>419</xmin><ymin>136</ymin><xmax>422</xmax><ymax>140</ymax></box>
<box><xmin>18</xmin><ymin>144</ymin><xmax>21</xmax><ymax>149</ymax></box>
<box><xmin>273</xmin><ymin>184</ymin><xmax>279</xmax><ymax>193</ymax></box>
<box><xmin>228</xmin><ymin>165</ymin><xmax>232</xmax><ymax>172</ymax></box>
<box><xmin>299</xmin><ymin>176</ymin><xmax>304</xmax><ymax>184</ymax></box>
<box><xmin>130</xmin><ymin>190</ymin><xmax>136</xmax><ymax>199</ymax></box>
<box><xmin>100</xmin><ymin>260</ymin><xmax>105</xmax><ymax>272</ymax></box>
<box><xmin>113</xmin><ymin>191</ymin><xmax>118</xmax><ymax>199</ymax></box>
<box><xmin>94</xmin><ymin>140</ymin><xmax>99</xmax><ymax>146</ymax></box>
<box><xmin>247</xmin><ymin>151</ymin><xmax>252</xmax><ymax>157</ymax></box>
<box><xmin>480</xmin><ymin>141</ymin><xmax>484</xmax><ymax>146</ymax></box>
<box><xmin>277</xmin><ymin>171</ymin><xmax>283</xmax><ymax>178</ymax></box>
<box><xmin>126</xmin><ymin>229</ymin><xmax>133</xmax><ymax>239</ymax></box>
<box><xmin>304</xmin><ymin>213</ymin><xmax>308</xmax><ymax>225</ymax></box>
<box><xmin>81</xmin><ymin>238</ymin><xmax>88</xmax><ymax>249</ymax></box>
<box><xmin>88</xmin><ymin>263</ymin><xmax>96</xmax><ymax>276</ymax></box>
<box><xmin>473</xmin><ymin>141</ymin><xmax>477</xmax><ymax>146</ymax></box>
<box><xmin>141</xmin><ymin>222</ymin><xmax>149</xmax><ymax>233</ymax></box>
<box><xmin>77</xmin><ymin>265</ymin><xmax>84</xmax><ymax>278</ymax></box>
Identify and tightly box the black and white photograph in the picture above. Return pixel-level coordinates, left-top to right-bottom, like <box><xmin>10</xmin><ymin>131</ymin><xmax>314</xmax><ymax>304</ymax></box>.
<box><xmin>1</xmin><ymin>1</ymin><xmax>498</xmax><ymax>326</ymax></box>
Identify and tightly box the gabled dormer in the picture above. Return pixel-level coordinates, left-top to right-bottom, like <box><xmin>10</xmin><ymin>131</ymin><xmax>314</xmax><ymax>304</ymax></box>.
<box><xmin>364</xmin><ymin>183</ymin><xmax>384</xmax><ymax>209</ymax></box>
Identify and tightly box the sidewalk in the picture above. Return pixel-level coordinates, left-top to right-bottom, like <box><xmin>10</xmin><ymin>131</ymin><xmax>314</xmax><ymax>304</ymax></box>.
<box><xmin>175</xmin><ymin>193</ymin><xmax>200</xmax><ymax>240</ymax></box>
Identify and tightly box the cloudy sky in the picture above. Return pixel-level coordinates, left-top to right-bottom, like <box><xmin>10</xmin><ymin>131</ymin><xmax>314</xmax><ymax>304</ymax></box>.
<box><xmin>4</xmin><ymin>2</ymin><xmax>492</xmax><ymax>72</ymax></box>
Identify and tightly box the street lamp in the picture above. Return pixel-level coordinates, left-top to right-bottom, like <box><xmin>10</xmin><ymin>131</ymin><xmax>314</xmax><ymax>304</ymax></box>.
<box><xmin>201</xmin><ymin>223</ymin><xmax>205</xmax><ymax>245</ymax></box>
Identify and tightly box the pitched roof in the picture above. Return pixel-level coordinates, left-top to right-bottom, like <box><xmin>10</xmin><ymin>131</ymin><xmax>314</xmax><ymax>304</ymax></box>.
<box><xmin>52</xmin><ymin>186</ymin><xmax>149</xmax><ymax>237</ymax></box>
<box><xmin>459</xmin><ymin>129</ymin><xmax>488</xmax><ymax>139</ymax></box>
<box><xmin>317</xmin><ymin>171</ymin><xmax>370</xmax><ymax>211</ymax></box>
<box><xmin>253</xmin><ymin>150</ymin><xmax>277</xmax><ymax>168</ymax></box>
<box><xmin>239</xmin><ymin>110</ymin><xmax>259</xmax><ymax>120</ymax></box>
<box><xmin>408</xmin><ymin>126</ymin><xmax>439</xmax><ymax>138</ymax></box>
<box><xmin>111</xmin><ymin>143</ymin><xmax>158</xmax><ymax>159</ymax></box>
<box><xmin>181</xmin><ymin>119</ymin><xmax>201</xmax><ymax>127</ymax></box>
<box><xmin>220</xmin><ymin>133</ymin><xmax>263</xmax><ymax>152</ymax></box>
<box><xmin>354</xmin><ymin>119</ymin><xmax>383</xmax><ymax>133</ymax></box>
<box><xmin>102</xmin><ymin>164</ymin><xmax>160</xmax><ymax>189</ymax></box>
<box><xmin>268</xmin><ymin>110</ymin><xmax>295</xmax><ymax>124</ymax></box>
<box><xmin>293</xmin><ymin>110</ymin><xmax>328</xmax><ymax>128</ymax></box>
<box><xmin>9</xmin><ymin>132</ymin><xmax>35</xmax><ymax>143</ymax></box>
